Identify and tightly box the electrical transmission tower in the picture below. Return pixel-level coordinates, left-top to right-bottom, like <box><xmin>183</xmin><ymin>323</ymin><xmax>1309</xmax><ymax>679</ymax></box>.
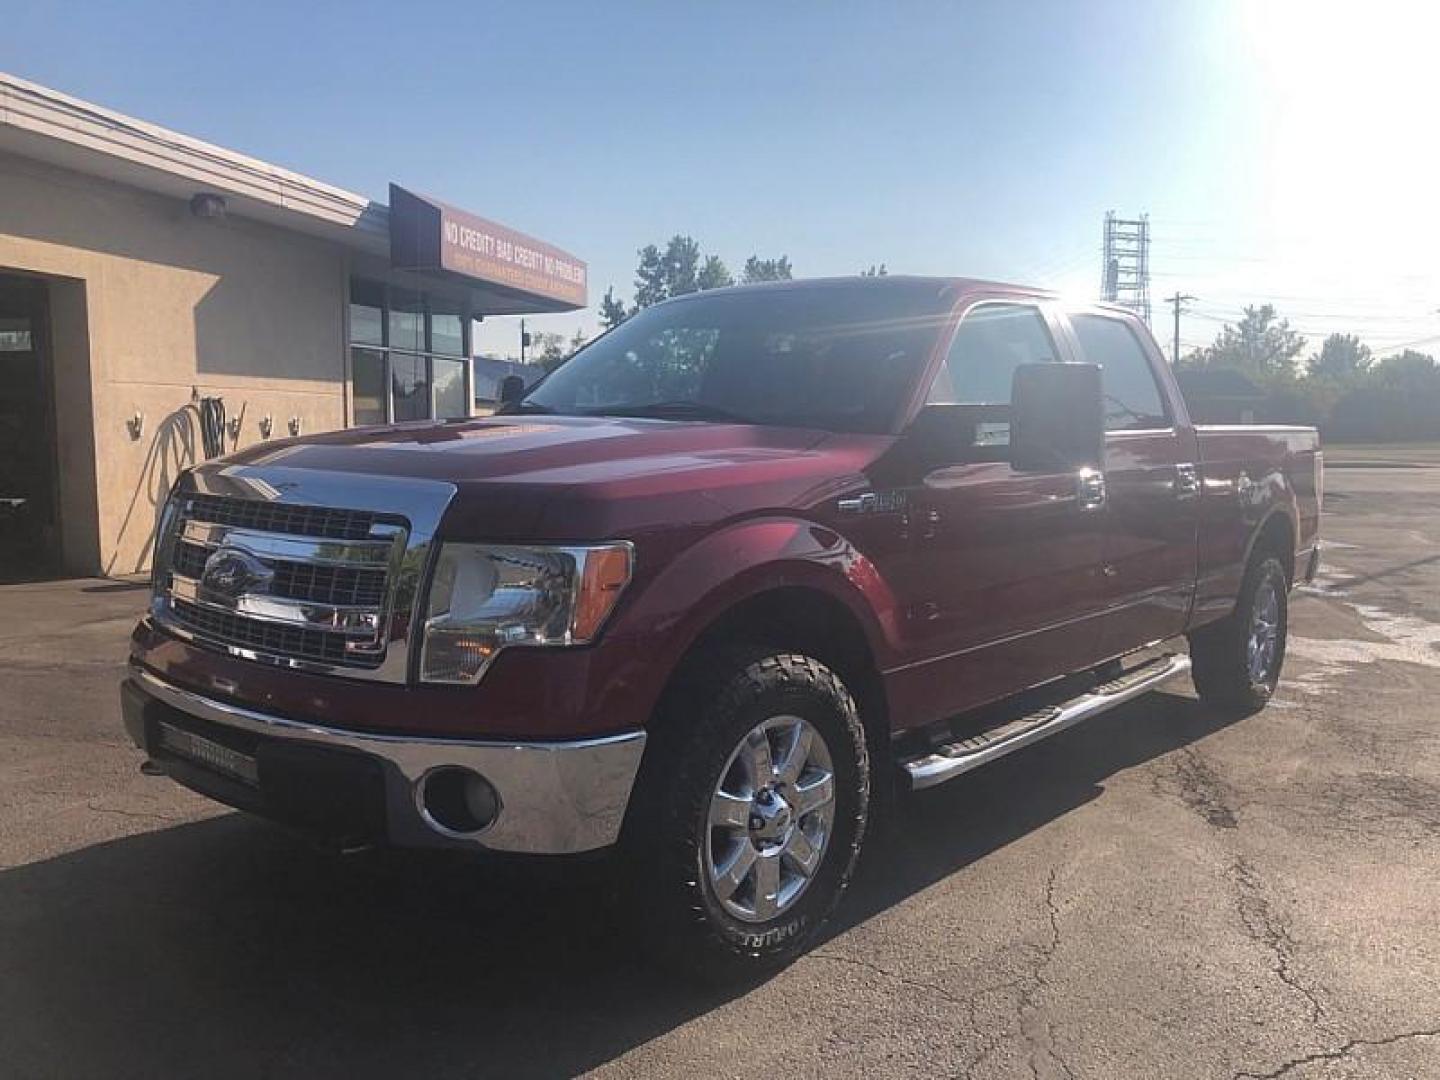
<box><xmin>1100</xmin><ymin>211</ymin><xmax>1152</xmax><ymax>325</ymax></box>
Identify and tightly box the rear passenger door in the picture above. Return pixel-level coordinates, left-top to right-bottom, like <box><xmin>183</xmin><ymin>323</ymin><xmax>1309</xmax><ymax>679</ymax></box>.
<box><xmin>1064</xmin><ymin>309</ymin><xmax>1200</xmax><ymax>655</ymax></box>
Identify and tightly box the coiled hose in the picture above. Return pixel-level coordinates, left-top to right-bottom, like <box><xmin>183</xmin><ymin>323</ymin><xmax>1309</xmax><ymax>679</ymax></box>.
<box><xmin>197</xmin><ymin>396</ymin><xmax>227</xmax><ymax>460</ymax></box>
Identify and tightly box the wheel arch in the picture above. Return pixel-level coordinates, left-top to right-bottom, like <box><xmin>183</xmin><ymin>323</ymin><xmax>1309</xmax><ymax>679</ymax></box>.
<box><xmin>637</xmin><ymin>578</ymin><xmax>895</xmax><ymax>827</ymax></box>
<box><xmin>1246</xmin><ymin>507</ymin><xmax>1298</xmax><ymax>585</ymax></box>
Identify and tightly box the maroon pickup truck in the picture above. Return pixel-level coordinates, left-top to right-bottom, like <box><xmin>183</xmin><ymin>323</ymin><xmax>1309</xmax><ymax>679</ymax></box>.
<box><xmin>122</xmin><ymin>276</ymin><xmax>1320</xmax><ymax>976</ymax></box>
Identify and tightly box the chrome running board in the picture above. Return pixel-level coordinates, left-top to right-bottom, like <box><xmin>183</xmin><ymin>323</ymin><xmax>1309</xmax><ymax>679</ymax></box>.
<box><xmin>901</xmin><ymin>653</ymin><xmax>1192</xmax><ymax>791</ymax></box>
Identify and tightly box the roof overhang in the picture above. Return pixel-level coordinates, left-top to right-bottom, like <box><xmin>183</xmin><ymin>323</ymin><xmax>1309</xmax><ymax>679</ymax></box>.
<box><xmin>0</xmin><ymin>72</ymin><xmax>587</xmax><ymax>315</ymax></box>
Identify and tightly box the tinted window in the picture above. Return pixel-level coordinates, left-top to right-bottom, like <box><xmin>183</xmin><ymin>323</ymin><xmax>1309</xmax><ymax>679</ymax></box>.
<box><xmin>391</xmin><ymin>352</ymin><xmax>429</xmax><ymax>421</ymax></box>
<box><xmin>350</xmin><ymin>347</ymin><xmax>386</xmax><ymax>425</ymax></box>
<box><xmin>1071</xmin><ymin>314</ymin><xmax>1168</xmax><ymax>430</ymax></box>
<box><xmin>525</xmin><ymin>284</ymin><xmax>953</xmax><ymax>434</ymax></box>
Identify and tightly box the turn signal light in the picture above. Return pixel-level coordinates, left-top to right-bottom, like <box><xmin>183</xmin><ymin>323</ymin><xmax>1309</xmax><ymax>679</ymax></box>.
<box><xmin>573</xmin><ymin>544</ymin><xmax>633</xmax><ymax>641</ymax></box>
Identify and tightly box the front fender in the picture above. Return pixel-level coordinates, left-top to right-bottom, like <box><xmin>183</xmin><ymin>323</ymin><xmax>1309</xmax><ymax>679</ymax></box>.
<box><xmin>614</xmin><ymin>516</ymin><xmax>902</xmax><ymax>692</ymax></box>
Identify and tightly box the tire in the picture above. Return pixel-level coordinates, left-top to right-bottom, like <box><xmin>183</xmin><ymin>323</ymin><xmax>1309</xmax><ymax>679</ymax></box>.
<box><xmin>629</xmin><ymin>650</ymin><xmax>870</xmax><ymax>980</ymax></box>
<box><xmin>1189</xmin><ymin>554</ymin><xmax>1289</xmax><ymax>711</ymax></box>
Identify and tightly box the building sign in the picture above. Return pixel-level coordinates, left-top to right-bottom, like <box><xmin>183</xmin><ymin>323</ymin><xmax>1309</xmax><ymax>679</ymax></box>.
<box><xmin>388</xmin><ymin>184</ymin><xmax>587</xmax><ymax>309</ymax></box>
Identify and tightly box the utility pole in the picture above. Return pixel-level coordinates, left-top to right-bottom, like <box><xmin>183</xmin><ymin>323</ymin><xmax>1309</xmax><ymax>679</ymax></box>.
<box><xmin>519</xmin><ymin>318</ymin><xmax>529</xmax><ymax>364</ymax></box>
<box><xmin>1165</xmin><ymin>292</ymin><xmax>1196</xmax><ymax>366</ymax></box>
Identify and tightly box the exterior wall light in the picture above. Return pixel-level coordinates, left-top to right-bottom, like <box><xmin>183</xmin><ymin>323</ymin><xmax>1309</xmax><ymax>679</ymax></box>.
<box><xmin>189</xmin><ymin>192</ymin><xmax>227</xmax><ymax>220</ymax></box>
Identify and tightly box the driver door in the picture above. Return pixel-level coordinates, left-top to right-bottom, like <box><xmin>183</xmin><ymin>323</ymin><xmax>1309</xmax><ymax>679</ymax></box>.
<box><xmin>883</xmin><ymin>301</ymin><xmax>1111</xmax><ymax>732</ymax></box>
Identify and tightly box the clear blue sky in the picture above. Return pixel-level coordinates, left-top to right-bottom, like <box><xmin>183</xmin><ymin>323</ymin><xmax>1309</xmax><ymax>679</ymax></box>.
<box><xmin>3</xmin><ymin>0</ymin><xmax>1436</xmax><ymax>358</ymax></box>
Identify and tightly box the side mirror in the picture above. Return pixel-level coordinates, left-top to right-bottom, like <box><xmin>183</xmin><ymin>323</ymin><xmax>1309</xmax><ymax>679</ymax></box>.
<box><xmin>1010</xmin><ymin>362</ymin><xmax>1104</xmax><ymax>472</ymax></box>
<box><xmin>498</xmin><ymin>374</ymin><xmax>526</xmax><ymax>406</ymax></box>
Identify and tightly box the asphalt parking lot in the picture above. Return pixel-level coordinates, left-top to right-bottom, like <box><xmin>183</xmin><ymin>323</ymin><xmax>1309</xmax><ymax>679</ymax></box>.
<box><xmin>2</xmin><ymin>464</ymin><xmax>1438</xmax><ymax>1079</ymax></box>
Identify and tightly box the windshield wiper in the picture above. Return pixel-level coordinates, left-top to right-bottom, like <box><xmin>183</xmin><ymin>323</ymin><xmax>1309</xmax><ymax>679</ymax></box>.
<box><xmin>597</xmin><ymin>401</ymin><xmax>755</xmax><ymax>424</ymax></box>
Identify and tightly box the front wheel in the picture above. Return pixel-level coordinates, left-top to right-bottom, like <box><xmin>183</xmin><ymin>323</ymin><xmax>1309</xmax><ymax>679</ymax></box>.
<box><xmin>634</xmin><ymin>651</ymin><xmax>870</xmax><ymax>979</ymax></box>
<box><xmin>1189</xmin><ymin>554</ymin><xmax>1289</xmax><ymax>711</ymax></box>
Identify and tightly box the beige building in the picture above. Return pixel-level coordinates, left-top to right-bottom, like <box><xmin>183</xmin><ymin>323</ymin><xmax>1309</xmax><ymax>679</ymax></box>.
<box><xmin>0</xmin><ymin>73</ymin><xmax>586</xmax><ymax>581</ymax></box>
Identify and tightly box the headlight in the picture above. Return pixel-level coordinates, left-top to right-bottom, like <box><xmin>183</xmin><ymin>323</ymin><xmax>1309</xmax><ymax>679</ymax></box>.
<box><xmin>419</xmin><ymin>542</ymin><xmax>633</xmax><ymax>684</ymax></box>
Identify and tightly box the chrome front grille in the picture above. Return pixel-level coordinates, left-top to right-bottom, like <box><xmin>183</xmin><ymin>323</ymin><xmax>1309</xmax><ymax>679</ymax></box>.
<box><xmin>151</xmin><ymin>464</ymin><xmax>457</xmax><ymax>683</ymax></box>
<box><xmin>169</xmin><ymin>538</ymin><xmax>389</xmax><ymax>608</ymax></box>
<box><xmin>184</xmin><ymin>493</ymin><xmax>380</xmax><ymax>540</ymax></box>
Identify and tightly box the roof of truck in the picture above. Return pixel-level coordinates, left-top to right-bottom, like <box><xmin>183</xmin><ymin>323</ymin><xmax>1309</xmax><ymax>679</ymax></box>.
<box><xmin>685</xmin><ymin>274</ymin><xmax>1058</xmax><ymax>300</ymax></box>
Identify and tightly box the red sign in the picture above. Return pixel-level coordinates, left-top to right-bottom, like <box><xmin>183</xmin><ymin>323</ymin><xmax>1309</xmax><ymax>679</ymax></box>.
<box><xmin>389</xmin><ymin>184</ymin><xmax>587</xmax><ymax>310</ymax></box>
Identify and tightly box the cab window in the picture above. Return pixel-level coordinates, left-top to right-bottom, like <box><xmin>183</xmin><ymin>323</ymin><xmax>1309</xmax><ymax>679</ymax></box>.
<box><xmin>927</xmin><ymin>303</ymin><xmax>1059</xmax><ymax>447</ymax></box>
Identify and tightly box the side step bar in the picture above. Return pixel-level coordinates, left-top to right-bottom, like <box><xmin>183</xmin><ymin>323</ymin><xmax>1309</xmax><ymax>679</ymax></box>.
<box><xmin>901</xmin><ymin>653</ymin><xmax>1192</xmax><ymax>791</ymax></box>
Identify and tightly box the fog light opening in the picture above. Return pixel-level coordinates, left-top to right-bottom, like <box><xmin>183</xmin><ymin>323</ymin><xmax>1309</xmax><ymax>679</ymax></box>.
<box><xmin>418</xmin><ymin>767</ymin><xmax>501</xmax><ymax>836</ymax></box>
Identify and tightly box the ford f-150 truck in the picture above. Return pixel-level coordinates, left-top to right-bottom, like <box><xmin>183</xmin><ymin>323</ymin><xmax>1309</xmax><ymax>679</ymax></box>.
<box><xmin>122</xmin><ymin>276</ymin><xmax>1320</xmax><ymax>976</ymax></box>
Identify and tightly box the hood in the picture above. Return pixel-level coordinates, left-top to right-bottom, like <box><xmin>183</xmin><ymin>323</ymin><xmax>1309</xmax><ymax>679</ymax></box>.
<box><xmin>224</xmin><ymin>416</ymin><xmax>889</xmax><ymax>541</ymax></box>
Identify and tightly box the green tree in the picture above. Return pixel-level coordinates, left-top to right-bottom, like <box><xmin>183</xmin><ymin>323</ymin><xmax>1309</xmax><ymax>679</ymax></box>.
<box><xmin>742</xmin><ymin>255</ymin><xmax>793</xmax><ymax>283</ymax></box>
<box><xmin>1307</xmin><ymin>333</ymin><xmax>1373</xmax><ymax>379</ymax></box>
<box><xmin>1189</xmin><ymin>305</ymin><xmax>1306</xmax><ymax>379</ymax></box>
<box><xmin>621</xmin><ymin>235</ymin><xmax>739</xmax><ymax>312</ymax></box>
<box><xmin>698</xmin><ymin>254</ymin><xmax>734</xmax><ymax>290</ymax></box>
<box><xmin>634</xmin><ymin>235</ymin><xmax>726</xmax><ymax>305</ymax></box>
<box><xmin>598</xmin><ymin>286</ymin><xmax>631</xmax><ymax>330</ymax></box>
<box><xmin>532</xmin><ymin>331</ymin><xmax>567</xmax><ymax>373</ymax></box>
<box><xmin>1376</xmin><ymin>348</ymin><xmax>1437</xmax><ymax>384</ymax></box>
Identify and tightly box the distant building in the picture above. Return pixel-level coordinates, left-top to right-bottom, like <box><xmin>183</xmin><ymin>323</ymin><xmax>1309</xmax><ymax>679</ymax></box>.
<box><xmin>472</xmin><ymin>357</ymin><xmax>547</xmax><ymax>408</ymax></box>
<box><xmin>0</xmin><ymin>73</ymin><xmax>587</xmax><ymax>579</ymax></box>
<box><xmin>1176</xmin><ymin>369</ymin><xmax>1266</xmax><ymax>424</ymax></box>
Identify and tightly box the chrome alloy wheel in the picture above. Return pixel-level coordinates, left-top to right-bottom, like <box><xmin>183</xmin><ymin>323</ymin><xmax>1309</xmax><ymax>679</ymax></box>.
<box><xmin>1247</xmin><ymin>577</ymin><xmax>1281</xmax><ymax>684</ymax></box>
<box><xmin>705</xmin><ymin>714</ymin><xmax>836</xmax><ymax>923</ymax></box>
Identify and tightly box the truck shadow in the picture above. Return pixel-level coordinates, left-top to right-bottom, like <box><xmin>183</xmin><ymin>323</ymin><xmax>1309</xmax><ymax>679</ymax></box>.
<box><xmin>0</xmin><ymin>690</ymin><xmax>1238</xmax><ymax>1078</ymax></box>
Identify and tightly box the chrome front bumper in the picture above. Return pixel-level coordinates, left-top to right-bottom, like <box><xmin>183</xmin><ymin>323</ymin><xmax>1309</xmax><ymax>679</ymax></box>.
<box><xmin>123</xmin><ymin>667</ymin><xmax>646</xmax><ymax>855</ymax></box>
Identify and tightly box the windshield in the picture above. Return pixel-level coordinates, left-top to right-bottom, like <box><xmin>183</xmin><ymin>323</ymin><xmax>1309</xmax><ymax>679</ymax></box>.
<box><xmin>521</xmin><ymin>282</ymin><xmax>954</xmax><ymax>434</ymax></box>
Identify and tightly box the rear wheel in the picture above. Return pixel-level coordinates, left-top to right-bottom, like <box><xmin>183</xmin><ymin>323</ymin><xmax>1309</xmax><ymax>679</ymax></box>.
<box><xmin>632</xmin><ymin>651</ymin><xmax>870</xmax><ymax>980</ymax></box>
<box><xmin>1189</xmin><ymin>554</ymin><xmax>1289</xmax><ymax>710</ymax></box>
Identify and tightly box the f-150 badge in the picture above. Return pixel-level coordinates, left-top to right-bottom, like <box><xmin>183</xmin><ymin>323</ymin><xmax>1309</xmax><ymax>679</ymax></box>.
<box><xmin>837</xmin><ymin>490</ymin><xmax>907</xmax><ymax>515</ymax></box>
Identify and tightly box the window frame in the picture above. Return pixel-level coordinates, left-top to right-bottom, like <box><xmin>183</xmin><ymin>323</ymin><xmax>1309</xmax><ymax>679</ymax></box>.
<box><xmin>1060</xmin><ymin>307</ymin><xmax>1176</xmax><ymax>435</ymax></box>
<box><xmin>344</xmin><ymin>278</ymin><xmax>474</xmax><ymax>426</ymax></box>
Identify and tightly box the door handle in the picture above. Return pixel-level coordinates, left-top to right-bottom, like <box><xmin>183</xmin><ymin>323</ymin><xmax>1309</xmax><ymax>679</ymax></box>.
<box><xmin>1076</xmin><ymin>467</ymin><xmax>1107</xmax><ymax>511</ymax></box>
<box><xmin>1174</xmin><ymin>463</ymin><xmax>1200</xmax><ymax>500</ymax></box>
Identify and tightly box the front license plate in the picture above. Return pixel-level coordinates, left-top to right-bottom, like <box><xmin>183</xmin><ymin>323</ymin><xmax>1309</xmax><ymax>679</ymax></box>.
<box><xmin>158</xmin><ymin>722</ymin><xmax>259</xmax><ymax>786</ymax></box>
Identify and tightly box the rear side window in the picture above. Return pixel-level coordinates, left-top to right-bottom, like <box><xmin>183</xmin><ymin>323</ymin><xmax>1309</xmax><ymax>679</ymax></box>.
<box><xmin>1070</xmin><ymin>314</ymin><xmax>1169</xmax><ymax>431</ymax></box>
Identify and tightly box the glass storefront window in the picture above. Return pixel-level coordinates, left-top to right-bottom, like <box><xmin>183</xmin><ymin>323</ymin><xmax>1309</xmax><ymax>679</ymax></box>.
<box><xmin>349</xmin><ymin>280</ymin><xmax>385</xmax><ymax>347</ymax></box>
<box><xmin>350</xmin><ymin>348</ymin><xmax>387</xmax><ymax>425</ymax></box>
<box><xmin>391</xmin><ymin>352</ymin><xmax>430</xmax><ymax>422</ymax></box>
<box><xmin>431</xmin><ymin>310</ymin><xmax>465</xmax><ymax>356</ymax></box>
<box><xmin>348</xmin><ymin>279</ymin><xmax>469</xmax><ymax>425</ymax></box>
<box><xmin>388</xmin><ymin>290</ymin><xmax>425</xmax><ymax>353</ymax></box>
<box><xmin>433</xmin><ymin>357</ymin><xmax>468</xmax><ymax>419</ymax></box>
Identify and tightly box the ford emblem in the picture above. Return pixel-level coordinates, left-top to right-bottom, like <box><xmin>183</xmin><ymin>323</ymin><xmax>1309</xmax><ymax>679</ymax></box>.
<box><xmin>200</xmin><ymin>547</ymin><xmax>272</xmax><ymax>599</ymax></box>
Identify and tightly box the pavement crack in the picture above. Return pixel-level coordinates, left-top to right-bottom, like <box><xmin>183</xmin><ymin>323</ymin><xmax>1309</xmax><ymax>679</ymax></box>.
<box><xmin>1233</xmin><ymin>1026</ymin><xmax>1440</xmax><ymax>1079</ymax></box>
<box><xmin>1160</xmin><ymin>746</ymin><xmax>1240</xmax><ymax>829</ymax></box>
<box><xmin>1228</xmin><ymin>856</ymin><xmax>1327</xmax><ymax>1027</ymax></box>
<box><xmin>1005</xmin><ymin>863</ymin><xmax>1076</xmax><ymax>1080</ymax></box>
